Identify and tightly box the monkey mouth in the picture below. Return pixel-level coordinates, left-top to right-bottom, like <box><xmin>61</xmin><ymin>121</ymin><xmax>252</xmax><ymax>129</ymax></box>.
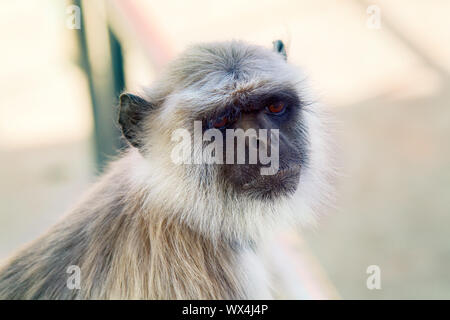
<box><xmin>240</xmin><ymin>165</ymin><xmax>301</xmax><ymax>199</ymax></box>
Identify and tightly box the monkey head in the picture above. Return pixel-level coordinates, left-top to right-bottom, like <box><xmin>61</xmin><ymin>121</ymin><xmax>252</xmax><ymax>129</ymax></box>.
<box><xmin>118</xmin><ymin>41</ymin><xmax>334</xmax><ymax>242</ymax></box>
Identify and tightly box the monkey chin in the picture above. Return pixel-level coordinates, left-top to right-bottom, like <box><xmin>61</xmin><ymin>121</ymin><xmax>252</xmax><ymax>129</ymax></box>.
<box><xmin>238</xmin><ymin>165</ymin><xmax>301</xmax><ymax>201</ymax></box>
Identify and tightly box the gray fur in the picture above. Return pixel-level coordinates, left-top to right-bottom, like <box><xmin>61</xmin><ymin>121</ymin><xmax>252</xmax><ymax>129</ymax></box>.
<box><xmin>0</xmin><ymin>41</ymin><xmax>334</xmax><ymax>299</ymax></box>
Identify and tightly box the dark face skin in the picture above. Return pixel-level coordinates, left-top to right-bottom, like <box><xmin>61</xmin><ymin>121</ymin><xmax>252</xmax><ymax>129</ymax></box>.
<box><xmin>201</xmin><ymin>87</ymin><xmax>308</xmax><ymax>200</ymax></box>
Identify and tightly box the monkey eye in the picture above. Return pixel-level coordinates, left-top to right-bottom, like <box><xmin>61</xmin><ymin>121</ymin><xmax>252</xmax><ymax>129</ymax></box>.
<box><xmin>266</xmin><ymin>101</ymin><xmax>286</xmax><ymax>115</ymax></box>
<box><xmin>212</xmin><ymin>115</ymin><xmax>228</xmax><ymax>129</ymax></box>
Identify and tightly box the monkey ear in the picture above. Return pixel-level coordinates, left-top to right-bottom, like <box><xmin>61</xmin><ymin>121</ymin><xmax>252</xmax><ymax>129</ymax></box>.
<box><xmin>118</xmin><ymin>93</ymin><xmax>151</xmax><ymax>149</ymax></box>
<box><xmin>272</xmin><ymin>40</ymin><xmax>287</xmax><ymax>60</ymax></box>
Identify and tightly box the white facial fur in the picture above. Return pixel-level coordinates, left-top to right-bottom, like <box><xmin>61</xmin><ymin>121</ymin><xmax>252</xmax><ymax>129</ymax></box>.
<box><xmin>130</xmin><ymin>41</ymin><xmax>335</xmax><ymax>244</ymax></box>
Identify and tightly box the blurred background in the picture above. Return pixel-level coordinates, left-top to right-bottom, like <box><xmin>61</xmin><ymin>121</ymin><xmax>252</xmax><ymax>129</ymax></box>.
<box><xmin>0</xmin><ymin>0</ymin><xmax>449</xmax><ymax>299</ymax></box>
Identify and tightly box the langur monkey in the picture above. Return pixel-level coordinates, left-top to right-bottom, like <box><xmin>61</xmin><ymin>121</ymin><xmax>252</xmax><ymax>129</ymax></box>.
<box><xmin>0</xmin><ymin>40</ymin><xmax>334</xmax><ymax>299</ymax></box>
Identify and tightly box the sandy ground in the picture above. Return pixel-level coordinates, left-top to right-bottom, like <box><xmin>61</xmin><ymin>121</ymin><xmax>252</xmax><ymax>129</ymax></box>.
<box><xmin>303</xmin><ymin>83</ymin><xmax>450</xmax><ymax>299</ymax></box>
<box><xmin>0</xmin><ymin>0</ymin><xmax>449</xmax><ymax>298</ymax></box>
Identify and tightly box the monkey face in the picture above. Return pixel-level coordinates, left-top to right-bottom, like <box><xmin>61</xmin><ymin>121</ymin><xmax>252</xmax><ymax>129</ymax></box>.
<box><xmin>117</xmin><ymin>41</ymin><xmax>333</xmax><ymax>241</ymax></box>
<box><xmin>200</xmin><ymin>87</ymin><xmax>308</xmax><ymax>201</ymax></box>
<box><xmin>119</xmin><ymin>41</ymin><xmax>317</xmax><ymax>204</ymax></box>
